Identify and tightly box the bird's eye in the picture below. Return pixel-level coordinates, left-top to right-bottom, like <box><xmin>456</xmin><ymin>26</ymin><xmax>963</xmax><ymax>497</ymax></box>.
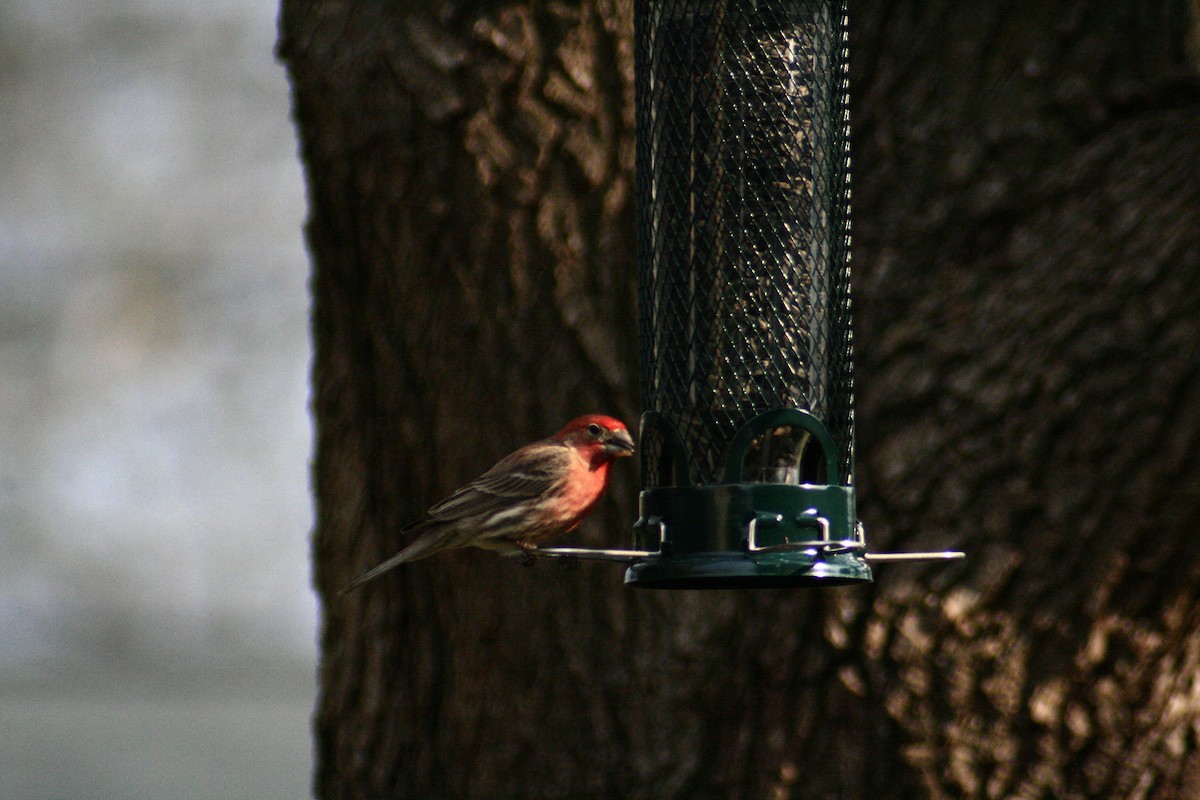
<box><xmin>587</xmin><ymin>423</ymin><xmax>602</xmax><ymax>437</ymax></box>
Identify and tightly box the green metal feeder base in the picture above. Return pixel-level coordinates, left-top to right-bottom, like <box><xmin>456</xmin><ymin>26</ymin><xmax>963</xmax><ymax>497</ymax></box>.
<box><xmin>622</xmin><ymin>480</ymin><xmax>873</xmax><ymax>590</ymax></box>
<box><xmin>624</xmin><ymin>549</ymin><xmax>871</xmax><ymax>589</ymax></box>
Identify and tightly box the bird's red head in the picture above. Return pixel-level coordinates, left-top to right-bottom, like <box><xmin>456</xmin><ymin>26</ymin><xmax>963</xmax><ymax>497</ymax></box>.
<box><xmin>555</xmin><ymin>414</ymin><xmax>636</xmax><ymax>464</ymax></box>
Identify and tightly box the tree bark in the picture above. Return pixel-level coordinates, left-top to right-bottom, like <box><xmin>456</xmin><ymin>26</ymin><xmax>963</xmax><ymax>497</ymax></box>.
<box><xmin>280</xmin><ymin>1</ymin><xmax>1200</xmax><ymax>797</ymax></box>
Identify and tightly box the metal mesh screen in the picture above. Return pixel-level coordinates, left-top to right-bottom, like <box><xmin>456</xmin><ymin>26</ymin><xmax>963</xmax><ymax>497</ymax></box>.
<box><xmin>636</xmin><ymin>0</ymin><xmax>853</xmax><ymax>488</ymax></box>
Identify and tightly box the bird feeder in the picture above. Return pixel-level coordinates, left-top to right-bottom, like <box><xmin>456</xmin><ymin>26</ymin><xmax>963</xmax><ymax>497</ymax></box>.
<box><xmin>538</xmin><ymin>0</ymin><xmax>962</xmax><ymax>586</ymax></box>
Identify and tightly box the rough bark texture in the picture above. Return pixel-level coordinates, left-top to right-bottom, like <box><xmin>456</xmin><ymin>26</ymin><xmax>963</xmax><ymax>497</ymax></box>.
<box><xmin>280</xmin><ymin>1</ymin><xmax>1200</xmax><ymax>798</ymax></box>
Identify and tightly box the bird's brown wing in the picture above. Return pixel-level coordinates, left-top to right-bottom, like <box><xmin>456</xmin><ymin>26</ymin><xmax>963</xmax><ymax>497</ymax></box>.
<box><xmin>417</xmin><ymin>442</ymin><xmax>570</xmax><ymax>525</ymax></box>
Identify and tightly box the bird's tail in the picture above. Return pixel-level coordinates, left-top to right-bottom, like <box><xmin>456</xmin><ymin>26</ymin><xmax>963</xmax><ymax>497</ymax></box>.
<box><xmin>338</xmin><ymin>531</ymin><xmax>453</xmax><ymax>595</ymax></box>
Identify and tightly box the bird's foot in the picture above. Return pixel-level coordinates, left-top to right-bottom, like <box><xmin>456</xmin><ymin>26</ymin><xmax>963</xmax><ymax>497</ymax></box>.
<box><xmin>518</xmin><ymin>541</ymin><xmax>538</xmax><ymax>567</ymax></box>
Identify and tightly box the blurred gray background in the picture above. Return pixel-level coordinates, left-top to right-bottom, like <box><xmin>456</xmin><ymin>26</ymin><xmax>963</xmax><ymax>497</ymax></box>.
<box><xmin>0</xmin><ymin>1</ymin><xmax>316</xmax><ymax>798</ymax></box>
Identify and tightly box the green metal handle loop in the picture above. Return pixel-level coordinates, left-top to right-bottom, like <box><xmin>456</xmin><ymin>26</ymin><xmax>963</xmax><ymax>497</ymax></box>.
<box><xmin>721</xmin><ymin>408</ymin><xmax>840</xmax><ymax>485</ymax></box>
<box><xmin>638</xmin><ymin>410</ymin><xmax>694</xmax><ymax>487</ymax></box>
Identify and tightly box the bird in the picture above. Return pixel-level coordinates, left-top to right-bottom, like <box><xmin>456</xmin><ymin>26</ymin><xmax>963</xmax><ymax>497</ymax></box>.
<box><xmin>340</xmin><ymin>414</ymin><xmax>635</xmax><ymax>593</ymax></box>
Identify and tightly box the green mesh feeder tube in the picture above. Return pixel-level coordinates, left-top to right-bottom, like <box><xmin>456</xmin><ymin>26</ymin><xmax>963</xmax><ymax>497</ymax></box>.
<box><xmin>618</xmin><ymin>0</ymin><xmax>860</xmax><ymax>588</ymax></box>
<box><xmin>536</xmin><ymin>0</ymin><xmax>962</xmax><ymax>583</ymax></box>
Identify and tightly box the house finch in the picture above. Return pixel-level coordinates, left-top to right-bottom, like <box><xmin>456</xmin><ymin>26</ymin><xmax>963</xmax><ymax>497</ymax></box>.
<box><xmin>340</xmin><ymin>414</ymin><xmax>635</xmax><ymax>593</ymax></box>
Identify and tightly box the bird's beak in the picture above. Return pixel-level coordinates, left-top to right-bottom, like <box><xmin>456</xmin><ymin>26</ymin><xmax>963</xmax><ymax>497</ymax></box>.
<box><xmin>604</xmin><ymin>428</ymin><xmax>636</xmax><ymax>456</ymax></box>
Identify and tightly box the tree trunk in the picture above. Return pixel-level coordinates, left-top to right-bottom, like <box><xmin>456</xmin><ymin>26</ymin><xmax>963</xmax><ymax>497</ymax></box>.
<box><xmin>279</xmin><ymin>1</ymin><xmax>1200</xmax><ymax>797</ymax></box>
